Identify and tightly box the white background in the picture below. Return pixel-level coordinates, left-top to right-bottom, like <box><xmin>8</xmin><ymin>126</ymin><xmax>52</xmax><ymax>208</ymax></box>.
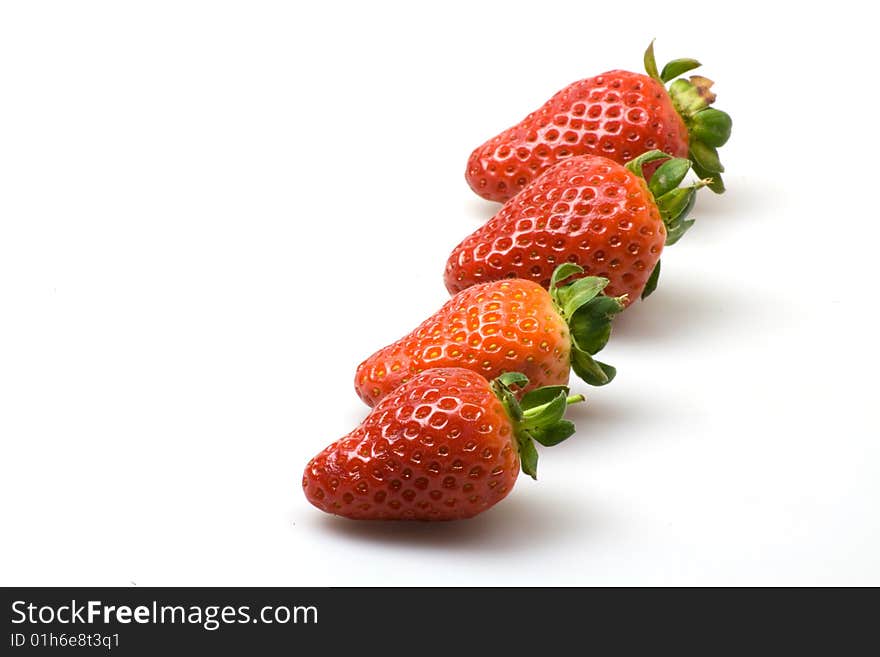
<box><xmin>1</xmin><ymin>1</ymin><xmax>877</xmax><ymax>586</ymax></box>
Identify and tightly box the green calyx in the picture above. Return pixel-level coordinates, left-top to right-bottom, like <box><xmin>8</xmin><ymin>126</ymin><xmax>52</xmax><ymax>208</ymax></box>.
<box><xmin>491</xmin><ymin>372</ymin><xmax>585</xmax><ymax>480</ymax></box>
<box><xmin>643</xmin><ymin>40</ymin><xmax>732</xmax><ymax>194</ymax></box>
<box><xmin>625</xmin><ymin>150</ymin><xmax>711</xmax><ymax>298</ymax></box>
<box><xmin>626</xmin><ymin>149</ymin><xmax>708</xmax><ymax>250</ymax></box>
<box><xmin>549</xmin><ymin>263</ymin><xmax>625</xmax><ymax>388</ymax></box>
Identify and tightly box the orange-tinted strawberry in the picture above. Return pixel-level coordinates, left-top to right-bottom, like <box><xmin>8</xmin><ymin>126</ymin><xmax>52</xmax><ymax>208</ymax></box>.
<box><xmin>466</xmin><ymin>41</ymin><xmax>731</xmax><ymax>202</ymax></box>
<box><xmin>447</xmin><ymin>151</ymin><xmax>704</xmax><ymax>303</ymax></box>
<box><xmin>356</xmin><ymin>264</ymin><xmax>624</xmax><ymax>407</ymax></box>
<box><xmin>304</xmin><ymin>369</ymin><xmax>582</xmax><ymax>520</ymax></box>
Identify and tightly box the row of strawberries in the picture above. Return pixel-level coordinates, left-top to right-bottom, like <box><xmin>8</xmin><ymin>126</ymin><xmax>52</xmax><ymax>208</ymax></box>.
<box><xmin>303</xmin><ymin>42</ymin><xmax>732</xmax><ymax>521</ymax></box>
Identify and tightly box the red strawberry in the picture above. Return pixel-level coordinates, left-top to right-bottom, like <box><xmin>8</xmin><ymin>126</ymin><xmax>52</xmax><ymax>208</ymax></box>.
<box><xmin>447</xmin><ymin>151</ymin><xmax>704</xmax><ymax>302</ymax></box>
<box><xmin>356</xmin><ymin>264</ymin><xmax>623</xmax><ymax>407</ymax></box>
<box><xmin>466</xmin><ymin>41</ymin><xmax>731</xmax><ymax>202</ymax></box>
<box><xmin>303</xmin><ymin>369</ymin><xmax>582</xmax><ymax>520</ymax></box>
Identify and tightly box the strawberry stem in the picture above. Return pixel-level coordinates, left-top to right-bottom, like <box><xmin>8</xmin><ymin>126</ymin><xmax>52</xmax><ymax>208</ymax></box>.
<box><xmin>490</xmin><ymin>374</ymin><xmax>584</xmax><ymax>480</ymax></box>
<box><xmin>642</xmin><ymin>41</ymin><xmax>732</xmax><ymax>194</ymax></box>
<box><xmin>626</xmin><ymin>150</ymin><xmax>702</xmax><ymax>247</ymax></box>
<box><xmin>521</xmin><ymin>394</ymin><xmax>585</xmax><ymax>420</ymax></box>
<box><xmin>548</xmin><ymin>263</ymin><xmax>624</xmax><ymax>387</ymax></box>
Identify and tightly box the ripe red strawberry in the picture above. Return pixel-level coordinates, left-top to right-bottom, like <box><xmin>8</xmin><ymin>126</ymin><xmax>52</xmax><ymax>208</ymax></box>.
<box><xmin>356</xmin><ymin>264</ymin><xmax>623</xmax><ymax>407</ymax></box>
<box><xmin>304</xmin><ymin>369</ymin><xmax>582</xmax><ymax>520</ymax></box>
<box><xmin>447</xmin><ymin>151</ymin><xmax>703</xmax><ymax>302</ymax></box>
<box><xmin>466</xmin><ymin>41</ymin><xmax>731</xmax><ymax>202</ymax></box>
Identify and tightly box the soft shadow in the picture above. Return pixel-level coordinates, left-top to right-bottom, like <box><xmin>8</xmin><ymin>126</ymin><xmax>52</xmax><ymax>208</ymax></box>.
<box><xmin>613</xmin><ymin>178</ymin><xmax>787</xmax><ymax>342</ymax></box>
<box><xmin>306</xmin><ymin>488</ymin><xmax>600</xmax><ymax>554</ymax></box>
<box><xmin>563</xmin><ymin>391</ymin><xmax>665</xmax><ymax>435</ymax></box>
<box><xmin>462</xmin><ymin>197</ymin><xmax>501</xmax><ymax>224</ymax></box>
<box><xmin>689</xmin><ymin>177</ymin><xmax>782</xmax><ymax>239</ymax></box>
<box><xmin>611</xmin><ymin>275</ymin><xmax>749</xmax><ymax>343</ymax></box>
<box><xmin>694</xmin><ymin>177</ymin><xmax>767</xmax><ymax>218</ymax></box>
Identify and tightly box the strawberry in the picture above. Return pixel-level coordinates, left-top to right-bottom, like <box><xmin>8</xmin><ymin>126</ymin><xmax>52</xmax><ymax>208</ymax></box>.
<box><xmin>447</xmin><ymin>151</ymin><xmax>703</xmax><ymax>302</ymax></box>
<box><xmin>303</xmin><ymin>369</ymin><xmax>583</xmax><ymax>520</ymax></box>
<box><xmin>356</xmin><ymin>264</ymin><xmax>623</xmax><ymax>407</ymax></box>
<box><xmin>465</xmin><ymin>41</ymin><xmax>731</xmax><ymax>202</ymax></box>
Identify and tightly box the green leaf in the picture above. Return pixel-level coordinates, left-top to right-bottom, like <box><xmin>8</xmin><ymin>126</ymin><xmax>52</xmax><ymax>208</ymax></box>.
<box><xmin>660</xmin><ymin>58</ymin><xmax>702</xmax><ymax>83</ymax></box>
<box><xmin>642</xmin><ymin>260</ymin><xmax>661</xmax><ymax>299</ymax></box>
<box><xmin>491</xmin><ymin>373</ymin><xmax>528</xmax><ymax>423</ymax></box>
<box><xmin>661</xmin><ymin>188</ymin><xmax>697</xmax><ymax>246</ymax></box>
<box><xmin>531</xmin><ymin>420</ymin><xmax>576</xmax><ymax>447</ymax></box>
<box><xmin>549</xmin><ymin>262</ymin><xmax>584</xmax><ymax>308</ymax></box>
<box><xmin>666</xmin><ymin>218</ymin><xmax>695</xmax><ymax>246</ymax></box>
<box><xmin>549</xmin><ymin>262</ymin><xmax>584</xmax><ymax>290</ymax></box>
<box><xmin>643</xmin><ymin>40</ymin><xmax>660</xmax><ymax>81</ymax></box>
<box><xmin>570</xmin><ymin>348</ymin><xmax>616</xmax><ymax>386</ymax></box>
<box><xmin>505</xmin><ymin>391</ymin><xmax>523</xmax><ymax>421</ymax></box>
<box><xmin>706</xmin><ymin>173</ymin><xmax>725</xmax><ymax>194</ymax></box>
<box><xmin>668</xmin><ymin>78</ymin><xmax>710</xmax><ymax>117</ymax></box>
<box><xmin>661</xmin><ymin>54</ymin><xmax>729</xmax><ymax>193</ymax></box>
<box><xmin>512</xmin><ymin>386</ymin><xmax>583</xmax><ymax>471</ymax></box>
<box><xmin>648</xmin><ymin>157</ymin><xmax>691</xmax><ymax>198</ymax></box>
<box><xmin>497</xmin><ymin>372</ymin><xmax>529</xmax><ymax>389</ymax></box>
<box><xmin>656</xmin><ymin>186</ymin><xmax>694</xmax><ymax>222</ymax></box>
<box><xmin>557</xmin><ymin>276</ymin><xmax>609</xmax><ymax>319</ymax></box>
<box><xmin>568</xmin><ymin>296</ymin><xmax>624</xmax><ymax>355</ymax></box>
<box><xmin>656</xmin><ymin>186</ymin><xmax>698</xmax><ymax>245</ymax></box>
<box><xmin>492</xmin><ymin>385</ymin><xmax>523</xmax><ymax>422</ymax></box>
<box><xmin>521</xmin><ymin>386</ymin><xmax>570</xmax><ymax>412</ymax></box>
<box><xmin>572</xmin><ymin>313</ymin><xmax>611</xmax><ymax>356</ymax></box>
<box><xmin>689</xmin><ymin>159</ymin><xmax>725</xmax><ymax>194</ymax></box>
<box><xmin>593</xmin><ymin>360</ymin><xmax>616</xmax><ymax>383</ymax></box>
<box><xmin>518</xmin><ymin>436</ymin><xmax>539</xmax><ymax>480</ymax></box>
<box><xmin>689</xmin><ymin>141</ymin><xmax>724</xmax><ymax>173</ymax></box>
<box><xmin>691</xmin><ymin>108</ymin><xmax>732</xmax><ymax>147</ymax></box>
<box><xmin>624</xmin><ymin>149</ymin><xmax>671</xmax><ymax>179</ymax></box>
<box><xmin>521</xmin><ymin>389</ymin><xmax>568</xmax><ymax>430</ymax></box>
